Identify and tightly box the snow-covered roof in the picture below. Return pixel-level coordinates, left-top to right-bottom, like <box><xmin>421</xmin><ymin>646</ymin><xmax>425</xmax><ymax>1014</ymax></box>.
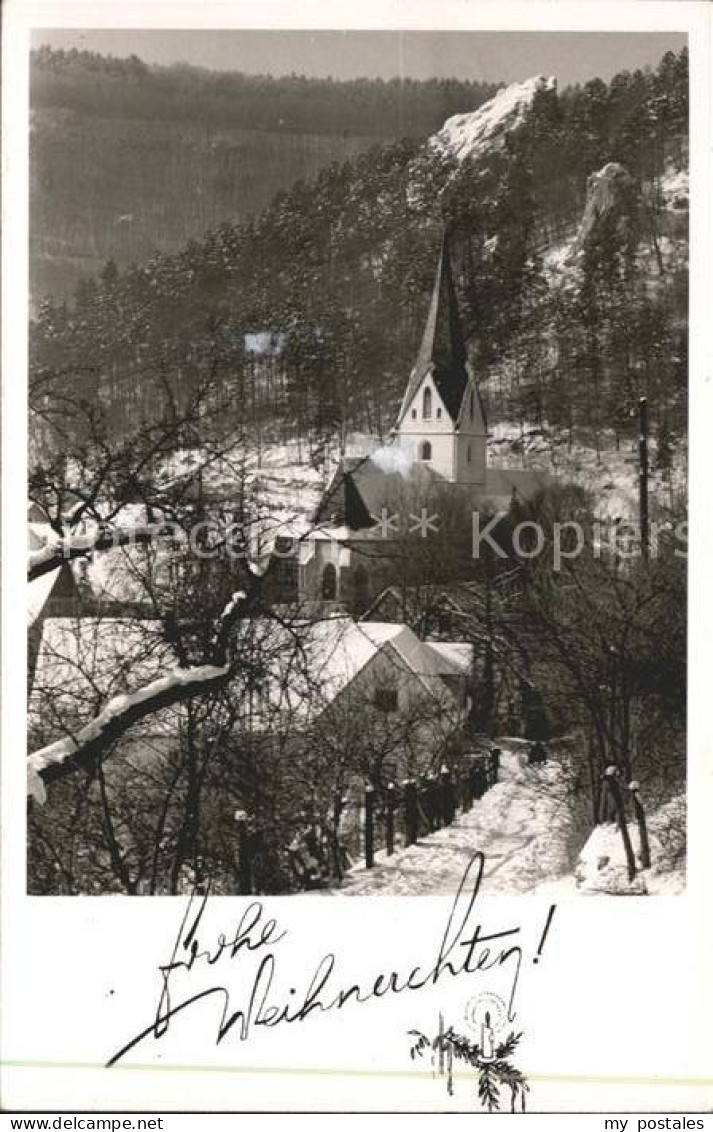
<box><xmin>28</xmin><ymin>522</ymin><xmax>51</xmax><ymax>551</ymax></box>
<box><xmin>27</xmin><ymin>568</ymin><xmax>63</xmax><ymax>627</ymax></box>
<box><xmin>318</xmin><ymin>620</ymin><xmax>465</xmax><ymax>687</ymax></box>
<box><xmin>28</xmin><ymin>608</ymin><xmax>465</xmax><ymax>757</ymax></box>
<box><xmin>28</xmin><ymin>500</ymin><xmax>51</xmax><ymax>524</ymax></box>
<box><xmin>84</xmin><ymin>544</ymin><xmax>151</xmax><ymax>606</ymax></box>
<box><xmin>314</xmin><ymin>455</ymin><xmax>446</xmax><ymax>532</ymax></box>
<box><xmin>423</xmin><ymin>641</ymin><xmax>473</xmax><ymax>675</ymax></box>
<box><xmin>241</xmin><ymin>616</ymin><xmax>461</xmax><ymax>728</ymax></box>
<box><xmin>84</xmin><ymin>536</ymin><xmax>189</xmax><ymax>607</ymax></box>
<box><xmin>290</xmin><ymin>618</ymin><xmax>403</xmax><ymax>703</ymax></box>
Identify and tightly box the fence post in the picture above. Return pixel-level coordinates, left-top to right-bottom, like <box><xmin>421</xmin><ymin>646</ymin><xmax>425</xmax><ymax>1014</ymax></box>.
<box><xmin>234</xmin><ymin>810</ymin><xmax>252</xmax><ymax>895</ymax></box>
<box><xmin>460</xmin><ymin>763</ymin><xmax>470</xmax><ymax>812</ymax></box>
<box><xmin>386</xmin><ymin>782</ymin><xmax>396</xmax><ymax>856</ymax></box>
<box><xmin>421</xmin><ymin>773</ymin><xmax>435</xmax><ymax>832</ymax></box>
<box><xmin>465</xmin><ymin>758</ymin><xmax>476</xmax><ymax>808</ymax></box>
<box><xmin>404</xmin><ymin>778</ymin><xmax>418</xmax><ymax>846</ymax></box>
<box><xmin>331</xmin><ymin>792</ymin><xmax>346</xmax><ymax>880</ymax></box>
<box><xmin>441</xmin><ymin>764</ymin><xmax>455</xmax><ymax>826</ymax></box>
<box><xmin>474</xmin><ymin>758</ymin><xmax>487</xmax><ymax>800</ymax></box>
<box><xmin>431</xmin><ymin>772</ymin><xmax>443</xmax><ymax>830</ymax></box>
<box><xmin>364</xmin><ymin>784</ymin><xmax>375</xmax><ymax>869</ymax></box>
<box><xmin>491</xmin><ymin>747</ymin><xmax>501</xmax><ymax>785</ymax></box>
<box><xmin>604</xmin><ymin>768</ymin><xmax>637</xmax><ymax>882</ymax></box>
<box><xmin>628</xmin><ymin>781</ymin><xmax>651</xmax><ymax>869</ymax></box>
<box><xmin>481</xmin><ymin>758</ymin><xmax>490</xmax><ymax>796</ymax></box>
<box><xmin>468</xmin><ymin>760</ymin><xmax>477</xmax><ymax>803</ymax></box>
<box><xmin>598</xmin><ymin>775</ymin><xmax>615</xmax><ymax>823</ymax></box>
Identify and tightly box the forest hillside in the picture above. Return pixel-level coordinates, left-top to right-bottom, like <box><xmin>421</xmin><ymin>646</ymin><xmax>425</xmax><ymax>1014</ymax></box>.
<box><xmin>30</xmin><ymin>47</ymin><xmax>498</xmax><ymax>301</ymax></box>
<box><xmin>31</xmin><ymin>48</ymin><xmax>688</xmax><ymax>467</ymax></box>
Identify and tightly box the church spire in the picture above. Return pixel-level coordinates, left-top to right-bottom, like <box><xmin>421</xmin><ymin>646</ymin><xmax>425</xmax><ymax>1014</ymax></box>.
<box><xmin>398</xmin><ymin>232</ymin><xmax>470</xmax><ymax>424</ymax></box>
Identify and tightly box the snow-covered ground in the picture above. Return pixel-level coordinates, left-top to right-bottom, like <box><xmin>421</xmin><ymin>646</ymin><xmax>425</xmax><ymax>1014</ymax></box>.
<box><xmin>167</xmin><ymin>418</ymin><xmax>683</xmax><ymax>539</ymax></box>
<box><xmin>332</xmin><ymin>743</ymin><xmax>685</xmax><ymax>898</ymax></box>
<box><xmin>487</xmin><ymin>421</ymin><xmax>686</xmax><ymax>522</ymax></box>
<box><xmin>333</xmin><ymin>744</ymin><xmax>578</xmax><ymax>896</ymax></box>
<box><xmin>46</xmin><ymin>419</ymin><xmax>683</xmax><ymax>611</ymax></box>
<box><xmin>566</xmin><ymin>792</ymin><xmax>686</xmax><ymax>897</ymax></box>
<box><xmin>165</xmin><ymin>439</ymin><xmax>326</xmax><ymax>524</ymax></box>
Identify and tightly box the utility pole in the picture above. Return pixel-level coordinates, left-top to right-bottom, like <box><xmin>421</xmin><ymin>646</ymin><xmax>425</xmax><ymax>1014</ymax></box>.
<box><xmin>638</xmin><ymin>396</ymin><xmax>649</xmax><ymax>561</ymax></box>
<box><xmin>482</xmin><ymin>544</ymin><xmax>495</xmax><ymax>734</ymax></box>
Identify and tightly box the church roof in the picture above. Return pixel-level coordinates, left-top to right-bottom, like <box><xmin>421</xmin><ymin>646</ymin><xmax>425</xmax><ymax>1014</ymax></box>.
<box><xmin>398</xmin><ymin>233</ymin><xmax>470</xmax><ymax>424</ymax></box>
<box><xmin>313</xmin><ymin>455</ymin><xmax>447</xmax><ymax>531</ymax></box>
<box><xmin>313</xmin><ymin>457</ymin><xmax>551</xmax><ymax>537</ymax></box>
<box><xmin>313</xmin><ymin>458</ymin><xmax>376</xmax><ymax>530</ymax></box>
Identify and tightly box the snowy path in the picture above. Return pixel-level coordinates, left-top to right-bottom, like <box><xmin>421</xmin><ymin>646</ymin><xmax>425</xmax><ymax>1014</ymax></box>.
<box><xmin>334</xmin><ymin>745</ymin><xmax>577</xmax><ymax>896</ymax></box>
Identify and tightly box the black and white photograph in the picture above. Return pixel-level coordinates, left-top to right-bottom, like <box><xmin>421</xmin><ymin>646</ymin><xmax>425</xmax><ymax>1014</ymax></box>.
<box><xmin>3</xmin><ymin>0</ymin><xmax>712</xmax><ymax>1116</ymax></box>
<box><xmin>25</xmin><ymin>24</ymin><xmax>689</xmax><ymax>899</ymax></box>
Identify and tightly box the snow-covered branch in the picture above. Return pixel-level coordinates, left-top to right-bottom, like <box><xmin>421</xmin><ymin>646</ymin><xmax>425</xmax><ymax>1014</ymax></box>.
<box><xmin>27</xmin><ymin>590</ymin><xmax>251</xmax><ymax>801</ymax></box>
<box><xmin>28</xmin><ymin>522</ymin><xmax>176</xmax><ymax>581</ymax></box>
<box><xmin>27</xmin><ymin>662</ymin><xmax>232</xmax><ymax>802</ymax></box>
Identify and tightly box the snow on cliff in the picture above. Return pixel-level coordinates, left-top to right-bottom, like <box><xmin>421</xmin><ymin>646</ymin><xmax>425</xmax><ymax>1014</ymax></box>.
<box><xmin>433</xmin><ymin>75</ymin><xmax>555</xmax><ymax>163</ymax></box>
<box><xmin>571</xmin><ymin>162</ymin><xmax>638</xmax><ymax>254</ymax></box>
<box><xmin>659</xmin><ymin>164</ymin><xmax>689</xmax><ymax>211</ymax></box>
<box><xmin>544</xmin><ymin>159</ymin><xmax>688</xmax><ymax>287</ymax></box>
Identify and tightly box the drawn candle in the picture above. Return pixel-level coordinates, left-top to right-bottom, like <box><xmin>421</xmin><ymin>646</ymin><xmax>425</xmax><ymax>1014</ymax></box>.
<box><xmin>481</xmin><ymin>1012</ymin><xmax>495</xmax><ymax>1060</ymax></box>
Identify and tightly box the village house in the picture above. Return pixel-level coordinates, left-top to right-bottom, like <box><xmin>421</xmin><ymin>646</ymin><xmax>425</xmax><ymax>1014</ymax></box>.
<box><xmin>28</xmin><ymin>613</ymin><xmax>473</xmax><ymax>786</ymax></box>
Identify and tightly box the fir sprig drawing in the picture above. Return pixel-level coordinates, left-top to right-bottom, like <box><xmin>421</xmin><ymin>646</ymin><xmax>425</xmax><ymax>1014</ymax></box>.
<box><xmin>408</xmin><ymin>1010</ymin><xmax>529</xmax><ymax>1112</ymax></box>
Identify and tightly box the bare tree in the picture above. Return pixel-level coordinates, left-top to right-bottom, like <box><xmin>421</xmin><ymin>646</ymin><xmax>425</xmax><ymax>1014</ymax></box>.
<box><xmin>27</xmin><ymin>370</ymin><xmax>319</xmax><ymax>805</ymax></box>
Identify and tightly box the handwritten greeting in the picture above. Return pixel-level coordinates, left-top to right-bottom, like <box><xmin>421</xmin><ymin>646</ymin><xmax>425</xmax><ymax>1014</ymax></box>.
<box><xmin>108</xmin><ymin>852</ymin><xmax>556</xmax><ymax>1067</ymax></box>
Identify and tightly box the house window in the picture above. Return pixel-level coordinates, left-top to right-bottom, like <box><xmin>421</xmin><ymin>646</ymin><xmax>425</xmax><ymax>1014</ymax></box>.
<box><xmin>374</xmin><ymin>686</ymin><xmax>398</xmax><ymax>713</ymax></box>
<box><xmin>411</xmin><ymin>408</ymin><xmax>417</xmax><ymax>419</ymax></box>
<box><xmin>321</xmin><ymin>562</ymin><xmax>337</xmax><ymax>600</ymax></box>
<box><xmin>272</xmin><ymin>555</ymin><xmax>298</xmax><ymax>602</ymax></box>
<box><xmin>437</xmin><ymin>407</ymin><xmax>442</xmax><ymax>419</ymax></box>
<box><xmin>467</xmin><ymin>443</ymin><xmax>472</xmax><ymax>463</ymax></box>
<box><xmin>419</xmin><ymin>440</ymin><xmax>432</xmax><ymax>462</ymax></box>
<box><xmin>423</xmin><ymin>387</ymin><xmax>432</xmax><ymax>420</ymax></box>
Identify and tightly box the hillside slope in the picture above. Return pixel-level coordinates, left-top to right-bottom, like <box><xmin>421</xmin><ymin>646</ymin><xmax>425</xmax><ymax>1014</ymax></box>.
<box><xmin>30</xmin><ymin>47</ymin><xmax>497</xmax><ymax>302</ymax></box>
<box><xmin>31</xmin><ymin>108</ymin><xmax>380</xmax><ymax>303</ymax></box>
<box><xmin>30</xmin><ymin>51</ymin><xmax>688</xmax><ymax>471</ymax></box>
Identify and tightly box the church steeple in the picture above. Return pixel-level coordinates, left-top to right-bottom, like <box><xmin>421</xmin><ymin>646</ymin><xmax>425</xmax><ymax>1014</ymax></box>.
<box><xmin>395</xmin><ymin>233</ymin><xmax>487</xmax><ymax>487</ymax></box>
<box><xmin>398</xmin><ymin>232</ymin><xmax>470</xmax><ymax>425</ymax></box>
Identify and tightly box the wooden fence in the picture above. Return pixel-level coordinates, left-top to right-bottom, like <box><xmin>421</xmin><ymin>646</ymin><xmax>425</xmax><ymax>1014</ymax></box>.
<box><xmin>235</xmin><ymin>747</ymin><xmax>502</xmax><ymax>893</ymax></box>
<box><xmin>356</xmin><ymin>747</ymin><xmax>501</xmax><ymax>872</ymax></box>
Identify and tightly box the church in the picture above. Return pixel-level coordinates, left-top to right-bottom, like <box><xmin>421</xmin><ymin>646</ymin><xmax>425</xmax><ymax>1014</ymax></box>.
<box><xmin>393</xmin><ymin>232</ymin><xmax>488</xmax><ymax>488</ymax></box>
<box><xmin>268</xmin><ymin>235</ymin><xmax>551</xmax><ymax>612</ymax></box>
